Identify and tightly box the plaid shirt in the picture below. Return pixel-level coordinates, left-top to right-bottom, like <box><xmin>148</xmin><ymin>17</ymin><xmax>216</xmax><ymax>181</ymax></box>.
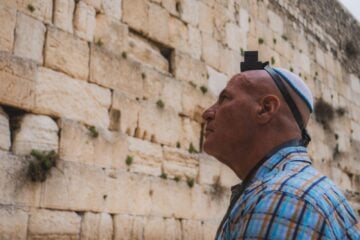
<box><xmin>216</xmin><ymin>145</ymin><xmax>360</xmax><ymax>239</ymax></box>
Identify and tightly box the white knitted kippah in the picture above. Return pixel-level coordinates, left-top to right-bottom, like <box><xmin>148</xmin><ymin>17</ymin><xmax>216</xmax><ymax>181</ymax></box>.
<box><xmin>273</xmin><ymin>67</ymin><xmax>314</xmax><ymax>113</ymax></box>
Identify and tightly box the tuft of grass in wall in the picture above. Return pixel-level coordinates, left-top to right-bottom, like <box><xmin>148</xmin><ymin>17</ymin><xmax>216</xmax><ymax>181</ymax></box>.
<box><xmin>188</xmin><ymin>143</ymin><xmax>198</xmax><ymax>154</ymax></box>
<box><xmin>200</xmin><ymin>86</ymin><xmax>208</xmax><ymax>94</ymax></box>
<box><xmin>141</xmin><ymin>73</ymin><xmax>146</xmax><ymax>79</ymax></box>
<box><xmin>281</xmin><ymin>35</ymin><xmax>288</xmax><ymax>41</ymax></box>
<box><xmin>95</xmin><ymin>39</ymin><xmax>103</xmax><ymax>47</ymax></box>
<box><xmin>210</xmin><ymin>177</ymin><xmax>226</xmax><ymax>200</ymax></box>
<box><xmin>176</xmin><ymin>142</ymin><xmax>181</xmax><ymax>148</ymax></box>
<box><xmin>271</xmin><ymin>57</ymin><xmax>275</xmax><ymax>65</ymax></box>
<box><xmin>273</xmin><ymin>38</ymin><xmax>277</xmax><ymax>44</ymax></box>
<box><xmin>121</xmin><ymin>51</ymin><xmax>127</xmax><ymax>59</ymax></box>
<box><xmin>240</xmin><ymin>48</ymin><xmax>244</xmax><ymax>56</ymax></box>
<box><xmin>160</xmin><ymin>172</ymin><xmax>167</xmax><ymax>179</ymax></box>
<box><xmin>189</xmin><ymin>81</ymin><xmax>197</xmax><ymax>88</ymax></box>
<box><xmin>27</xmin><ymin>4</ymin><xmax>35</xmax><ymax>12</ymax></box>
<box><xmin>186</xmin><ymin>177</ymin><xmax>194</xmax><ymax>188</ymax></box>
<box><xmin>258</xmin><ymin>38</ymin><xmax>264</xmax><ymax>44</ymax></box>
<box><xmin>88</xmin><ymin>125</ymin><xmax>99</xmax><ymax>138</ymax></box>
<box><xmin>125</xmin><ymin>155</ymin><xmax>133</xmax><ymax>166</ymax></box>
<box><xmin>248</xmin><ymin>17</ymin><xmax>251</xmax><ymax>23</ymax></box>
<box><xmin>314</xmin><ymin>98</ymin><xmax>334</xmax><ymax>130</ymax></box>
<box><xmin>289</xmin><ymin>67</ymin><xmax>294</xmax><ymax>72</ymax></box>
<box><xmin>156</xmin><ymin>99</ymin><xmax>165</xmax><ymax>109</ymax></box>
<box><xmin>28</xmin><ymin>150</ymin><xmax>58</xmax><ymax>182</ymax></box>
<box><xmin>174</xmin><ymin>175</ymin><xmax>181</xmax><ymax>182</ymax></box>
<box><xmin>336</xmin><ymin>107</ymin><xmax>346</xmax><ymax>117</ymax></box>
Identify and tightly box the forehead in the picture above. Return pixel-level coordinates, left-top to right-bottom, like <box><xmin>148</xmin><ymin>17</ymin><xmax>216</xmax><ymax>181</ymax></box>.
<box><xmin>225</xmin><ymin>73</ymin><xmax>249</xmax><ymax>92</ymax></box>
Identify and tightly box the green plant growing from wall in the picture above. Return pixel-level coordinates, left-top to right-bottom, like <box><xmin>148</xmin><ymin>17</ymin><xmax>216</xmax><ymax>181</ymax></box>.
<box><xmin>281</xmin><ymin>35</ymin><xmax>288</xmax><ymax>41</ymax></box>
<box><xmin>27</xmin><ymin>4</ymin><xmax>35</xmax><ymax>12</ymax></box>
<box><xmin>200</xmin><ymin>86</ymin><xmax>208</xmax><ymax>94</ymax></box>
<box><xmin>271</xmin><ymin>57</ymin><xmax>275</xmax><ymax>65</ymax></box>
<box><xmin>28</xmin><ymin>150</ymin><xmax>58</xmax><ymax>182</ymax></box>
<box><xmin>176</xmin><ymin>142</ymin><xmax>181</xmax><ymax>148</ymax></box>
<box><xmin>156</xmin><ymin>99</ymin><xmax>165</xmax><ymax>109</ymax></box>
<box><xmin>186</xmin><ymin>177</ymin><xmax>194</xmax><ymax>188</ymax></box>
<box><xmin>174</xmin><ymin>175</ymin><xmax>181</xmax><ymax>182</ymax></box>
<box><xmin>95</xmin><ymin>39</ymin><xmax>103</xmax><ymax>47</ymax></box>
<box><xmin>122</xmin><ymin>51</ymin><xmax>127</xmax><ymax>59</ymax></box>
<box><xmin>188</xmin><ymin>143</ymin><xmax>198</xmax><ymax>154</ymax></box>
<box><xmin>160</xmin><ymin>172</ymin><xmax>167</xmax><ymax>179</ymax></box>
<box><xmin>88</xmin><ymin>125</ymin><xmax>99</xmax><ymax>138</ymax></box>
<box><xmin>125</xmin><ymin>155</ymin><xmax>133</xmax><ymax>166</ymax></box>
<box><xmin>258</xmin><ymin>38</ymin><xmax>264</xmax><ymax>44</ymax></box>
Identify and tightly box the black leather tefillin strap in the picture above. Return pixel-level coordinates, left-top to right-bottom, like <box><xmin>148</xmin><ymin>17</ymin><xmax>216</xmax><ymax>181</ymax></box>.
<box><xmin>241</xmin><ymin>51</ymin><xmax>311</xmax><ymax>147</ymax></box>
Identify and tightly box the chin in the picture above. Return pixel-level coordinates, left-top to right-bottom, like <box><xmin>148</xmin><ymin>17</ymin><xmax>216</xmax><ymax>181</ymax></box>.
<box><xmin>203</xmin><ymin>140</ymin><xmax>218</xmax><ymax>157</ymax></box>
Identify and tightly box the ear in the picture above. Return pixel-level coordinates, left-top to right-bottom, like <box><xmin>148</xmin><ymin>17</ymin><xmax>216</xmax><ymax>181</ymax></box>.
<box><xmin>256</xmin><ymin>95</ymin><xmax>281</xmax><ymax>124</ymax></box>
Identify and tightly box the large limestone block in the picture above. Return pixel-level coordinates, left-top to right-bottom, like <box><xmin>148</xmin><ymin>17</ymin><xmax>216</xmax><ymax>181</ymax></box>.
<box><xmin>143</xmin><ymin>216</ymin><xmax>182</xmax><ymax>240</ymax></box>
<box><xmin>238</xmin><ymin>8</ymin><xmax>249</xmax><ymax>32</ymax></box>
<box><xmin>172</xmin><ymin>51</ymin><xmax>207</xmax><ymax>87</ymax></box>
<box><xmin>60</xmin><ymin>119</ymin><xmax>128</xmax><ymax>169</ymax></box>
<box><xmin>12</xmin><ymin>114</ymin><xmax>59</xmax><ymax>155</ymax></box>
<box><xmin>138</xmin><ymin>102</ymin><xmax>181</xmax><ymax>146</ymax></box>
<box><xmin>45</xmin><ymin>27</ymin><xmax>89</xmax><ymax>80</ymax></box>
<box><xmin>94</xmin><ymin>14</ymin><xmax>128</xmax><ymax>57</ymax></box>
<box><xmin>14</xmin><ymin>13</ymin><xmax>46</xmax><ymax>63</ymax></box>
<box><xmin>0</xmin><ymin>52</ymin><xmax>37</xmax><ymax>110</ymax></box>
<box><xmin>169</xmin><ymin>16</ymin><xmax>188</xmax><ymax>51</ymax></box>
<box><xmin>122</xmin><ymin>0</ymin><xmax>148</xmax><ymax>34</ymax></box>
<box><xmin>182</xmin><ymin>219</ymin><xmax>203</xmax><ymax>240</ymax></box>
<box><xmin>128</xmin><ymin>137</ymin><xmax>162</xmax><ymax>176</ymax></box>
<box><xmin>207</xmin><ymin>65</ymin><xmax>228</xmax><ymax>96</ymax></box>
<box><xmin>198</xmin><ymin>1</ymin><xmax>213</xmax><ymax>34</ymax></box>
<box><xmin>219</xmin><ymin>164</ymin><xmax>240</xmax><ymax>187</ymax></box>
<box><xmin>41</xmin><ymin>160</ymin><xmax>107</xmax><ymax>211</ymax></box>
<box><xmin>103</xmin><ymin>171</ymin><xmax>152</xmax><ymax>215</ymax></box>
<box><xmin>161</xmin><ymin>0</ymin><xmax>179</xmax><ymax>16</ymax></box>
<box><xmin>179</xmin><ymin>0</ymin><xmax>199</xmax><ymax>26</ymax></box>
<box><xmin>81</xmin><ymin>212</ymin><xmax>113</xmax><ymax>240</ymax></box>
<box><xmin>350</xmin><ymin>74</ymin><xmax>360</xmax><ymax>94</ymax></box>
<box><xmin>148</xmin><ymin>3</ymin><xmax>169</xmax><ymax>44</ymax></box>
<box><xmin>35</xmin><ymin>67</ymin><xmax>111</xmax><ymax>129</ymax></box>
<box><xmin>128</xmin><ymin>33</ymin><xmax>169</xmax><ymax>73</ymax></box>
<box><xmin>202</xmin><ymin>33</ymin><xmax>220</xmax><ymax>70</ymax></box>
<box><xmin>219</xmin><ymin>47</ymin><xmax>241</xmax><ymax>77</ymax></box>
<box><xmin>28</xmin><ymin>209</ymin><xmax>81</xmax><ymax>239</ymax></box>
<box><xmin>225</xmin><ymin>22</ymin><xmax>246</xmax><ymax>51</ymax></box>
<box><xmin>198</xmin><ymin>154</ymin><xmax>222</xmax><ymax>185</ymax></box>
<box><xmin>0</xmin><ymin>206</ymin><xmax>28</xmax><ymax>240</ymax></box>
<box><xmin>113</xmin><ymin>214</ymin><xmax>144</xmax><ymax>240</ymax></box>
<box><xmin>202</xmin><ymin>220</ymin><xmax>220</xmax><ymax>240</ymax></box>
<box><xmin>163</xmin><ymin>146</ymin><xmax>198</xmax><ymax>179</ymax></box>
<box><xmin>83</xmin><ymin>0</ymin><xmax>102</xmax><ymax>10</ymax></box>
<box><xmin>54</xmin><ymin>0</ymin><xmax>75</xmax><ymax>33</ymax></box>
<box><xmin>267</xmin><ymin>10</ymin><xmax>283</xmax><ymax>35</ymax></box>
<box><xmin>0</xmin><ymin>108</ymin><xmax>10</xmax><ymax>151</ymax></box>
<box><xmin>74</xmin><ymin>1</ymin><xmax>96</xmax><ymax>41</ymax></box>
<box><xmin>188</xmin><ymin>25</ymin><xmax>202</xmax><ymax>59</ymax></box>
<box><xmin>112</xmin><ymin>91</ymin><xmax>140</xmax><ymax>136</ymax></box>
<box><xmin>0</xmin><ymin>151</ymin><xmax>41</xmax><ymax>206</ymax></box>
<box><xmin>181</xmin><ymin>118</ymin><xmax>201</xmax><ymax>154</ymax></box>
<box><xmin>90</xmin><ymin>46</ymin><xmax>143</xmax><ymax>97</ymax></box>
<box><xmin>102</xmin><ymin>0</ymin><xmax>122</xmax><ymax>19</ymax></box>
<box><xmin>17</xmin><ymin>0</ymin><xmax>53</xmax><ymax>23</ymax></box>
<box><xmin>161</xmin><ymin>77</ymin><xmax>182</xmax><ymax>113</ymax></box>
<box><xmin>0</xmin><ymin>5</ymin><xmax>16</xmax><ymax>52</ymax></box>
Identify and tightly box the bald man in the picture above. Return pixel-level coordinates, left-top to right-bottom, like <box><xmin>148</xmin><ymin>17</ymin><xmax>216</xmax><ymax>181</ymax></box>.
<box><xmin>202</xmin><ymin>52</ymin><xmax>360</xmax><ymax>239</ymax></box>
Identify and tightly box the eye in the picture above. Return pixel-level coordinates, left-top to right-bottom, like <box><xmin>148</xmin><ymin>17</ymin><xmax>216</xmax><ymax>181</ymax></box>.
<box><xmin>218</xmin><ymin>94</ymin><xmax>229</xmax><ymax>104</ymax></box>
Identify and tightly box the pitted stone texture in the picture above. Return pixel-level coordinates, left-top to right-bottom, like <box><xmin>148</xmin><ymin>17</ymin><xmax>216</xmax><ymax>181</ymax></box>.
<box><xmin>12</xmin><ymin>114</ymin><xmax>59</xmax><ymax>155</ymax></box>
<box><xmin>143</xmin><ymin>216</ymin><xmax>182</xmax><ymax>240</ymax></box>
<box><xmin>220</xmin><ymin>48</ymin><xmax>241</xmax><ymax>77</ymax></box>
<box><xmin>74</xmin><ymin>1</ymin><xmax>96</xmax><ymax>41</ymax></box>
<box><xmin>267</xmin><ymin>10</ymin><xmax>284</xmax><ymax>35</ymax></box>
<box><xmin>0</xmin><ymin>107</ymin><xmax>10</xmax><ymax>151</ymax></box>
<box><xmin>0</xmin><ymin>4</ymin><xmax>16</xmax><ymax>52</ymax></box>
<box><xmin>122</xmin><ymin>0</ymin><xmax>148</xmax><ymax>34</ymax></box>
<box><xmin>0</xmin><ymin>206</ymin><xmax>28</xmax><ymax>240</ymax></box>
<box><xmin>80</xmin><ymin>212</ymin><xmax>113</xmax><ymax>240</ymax></box>
<box><xmin>181</xmin><ymin>118</ymin><xmax>201</xmax><ymax>155</ymax></box>
<box><xmin>198</xmin><ymin>154</ymin><xmax>222</xmax><ymax>185</ymax></box>
<box><xmin>169</xmin><ymin>16</ymin><xmax>188</xmax><ymax>51</ymax></box>
<box><xmin>83</xmin><ymin>0</ymin><xmax>102</xmax><ymax>10</ymax></box>
<box><xmin>238</xmin><ymin>8</ymin><xmax>249</xmax><ymax>32</ymax></box>
<box><xmin>90</xmin><ymin>46</ymin><xmax>143</xmax><ymax>97</ymax></box>
<box><xmin>28</xmin><ymin>209</ymin><xmax>81</xmax><ymax>238</ymax></box>
<box><xmin>182</xmin><ymin>219</ymin><xmax>203</xmax><ymax>240</ymax></box>
<box><xmin>202</xmin><ymin>33</ymin><xmax>221</xmax><ymax>70</ymax></box>
<box><xmin>45</xmin><ymin>27</ymin><xmax>89</xmax><ymax>80</ymax></box>
<box><xmin>179</xmin><ymin>0</ymin><xmax>199</xmax><ymax>26</ymax></box>
<box><xmin>102</xmin><ymin>0</ymin><xmax>122</xmax><ymax>20</ymax></box>
<box><xmin>54</xmin><ymin>0</ymin><xmax>75</xmax><ymax>33</ymax></box>
<box><xmin>163</xmin><ymin>146</ymin><xmax>198</xmax><ymax>179</ymax></box>
<box><xmin>225</xmin><ymin>22</ymin><xmax>247</xmax><ymax>51</ymax></box>
<box><xmin>35</xmin><ymin>67</ymin><xmax>111</xmax><ymax>129</ymax></box>
<box><xmin>219</xmin><ymin>164</ymin><xmax>240</xmax><ymax>188</ymax></box>
<box><xmin>60</xmin><ymin>119</ymin><xmax>128</xmax><ymax>169</ymax></box>
<box><xmin>148</xmin><ymin>3</ymin><xmax>169</xmax><ymax>45</ymax></box>
<box><xmin>207</xmin><ymin>65</ymin><xmax>228</xmax><ymax>96</ymax></box>
<box><xmin>198</xmin><ymin>1</ymin><xmax>213</xmax><ymax>34</ymax></box>
<box><xmin>128</xmin><ymin>33</ymin><xmax>169</xmax><ymax>73</ymax></box>
<box><xmin>14</xmin><ymin>13</ymin><xmax>46</xmax><ymax>63</ymax></box>
<box><xmin>113</xmin><ymin>214</ymin><xmax>145</xmax><ymax>240</ymax></box>
<box><xmin>188</xmin><ymin>25</ymin><xmax>202</xmax><ymax>59</ymax></box>
<box><xmin>0</xmin><ymin>151</ymin><xmax>42</xmax><ymax>207</ymax></box>
<box><xmin>17</xmin><ymin>0</ymin><xmax>53</xmax><ymax>23</ymax></box>
<box><xmin>94</xmin><ymin>14</ymin><xmax>128</xmax><ymax>57</ymax></box>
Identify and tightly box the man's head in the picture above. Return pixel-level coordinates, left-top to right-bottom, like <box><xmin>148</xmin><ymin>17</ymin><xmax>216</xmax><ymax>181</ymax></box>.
<box><xmin>202</xmin><ymin>69</ymin><xmax>313</xmax><ymax>176</ymax></box>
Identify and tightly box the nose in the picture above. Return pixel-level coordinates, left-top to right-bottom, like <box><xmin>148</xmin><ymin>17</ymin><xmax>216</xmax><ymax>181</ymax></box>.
<box><xmin>202</xmin><ymin>104</ymin><xmax>216</xmax><ymax>121</ymax></box>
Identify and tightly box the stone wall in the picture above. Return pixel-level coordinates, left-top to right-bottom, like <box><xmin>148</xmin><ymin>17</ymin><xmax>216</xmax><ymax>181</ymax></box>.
<box><xmin>0</xmin><ymin>0</ymin><xmax>359</xmax><ymax>239</ymax></box>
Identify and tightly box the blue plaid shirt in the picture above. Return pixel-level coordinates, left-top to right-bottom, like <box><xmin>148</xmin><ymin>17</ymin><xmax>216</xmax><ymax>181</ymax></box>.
<box><xmin>216</xmin><ymin>145</ymin><xmax>360</xmax><ymax>239</ymax></box>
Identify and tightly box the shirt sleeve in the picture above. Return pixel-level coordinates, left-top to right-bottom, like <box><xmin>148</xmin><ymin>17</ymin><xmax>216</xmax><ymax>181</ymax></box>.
<box><xmin>231</xmin><ymin>191</ymin><xmax>334</xmax><ymax>239</ymax></box>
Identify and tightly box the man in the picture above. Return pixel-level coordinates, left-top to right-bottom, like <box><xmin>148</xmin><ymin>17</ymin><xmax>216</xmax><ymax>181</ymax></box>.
<box><xmin>202</xmin><ymin>52</ymin><xmax>360</xmax><ymax>239</ymax></box>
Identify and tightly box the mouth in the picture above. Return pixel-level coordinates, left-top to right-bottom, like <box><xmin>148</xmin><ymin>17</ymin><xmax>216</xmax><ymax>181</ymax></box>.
<box><xmin>204</xmin><ymin>128</ymin><xmax>214</xmax><ymax>137</ymax></box>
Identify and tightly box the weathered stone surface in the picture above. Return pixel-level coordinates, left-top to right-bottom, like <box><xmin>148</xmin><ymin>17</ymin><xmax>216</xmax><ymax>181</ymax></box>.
<box><xmin>0</xmin><ymin>151</ymin><xmax>41</xmax><ymax>207</ymax></box>
<box><xmin>198</xmin><ymin>154</ymin><xmax>222</xmax><ymax>185</ymax></box>
<box><xmin>181</xmin><ymin>118</ymin><xmax>201</xmax><ymax>154</ymax></box>
<box><xmin>0</xmin><ymin>4</ymin><xmax>16</xmax><ymax>52</ymax></box>
<box><xmin>45</xmin><ymin>27</ymin><xmax>89</xmax><ymax>80</ymax></box>
<box><xmin>238</xmin><ymin>8</ymin><xmax>249</xmax><ymax>32</ymax></box>
<box><xmin>35</xmin><ymin>67</ymin><xmax>111</xmax><ymax>129</ymax></box>
<box><xmin>80</xmin><ymin>212</ymin><xmax>113</xmax><ymax>240</ymax></box>
<box><xmin>172</xmin><ymin>51</ymin><xmax>207</xmax><ymax>87</ymax></box>
<box><xmin>14</xmin><ymin>13</ymin><xmax>46</xmax><ymax>63</ymax></box>
<box><xmin>161</xmin><ymin>77</ymin><xmax>182</xmax><ymax>112</ymax></box>
<box><xmin>0</xmin><ymin>206</ymin><xmax>28</xmax><ymax>240</ymax></box>
<box><xmin>179</xmin><ymin>0</ymin><xmax>199</xmax><ymax>26</ymax></box>
<box><xmin>94</xmin><ymin>14</ymin><xmax>128</xmax><ymax>57</ymax></box>
<box><xmin>219</xmin><ymin>164</ymin><xmax>240</xmax><ymax>188</ymax></box>
<box><xmin>148</xmin><ymin>3</ymin><xmax>169</xmax><ymax>44</ymax></box>
<box><xmin>17</xmin><ymin>0</ymin><xmax>52</xmax><ymax>23</ymax></box>
<box><xmin>83</xmin><ymin>0</ymin><xmax>102</xmax><ymax>10</ymax></box>
<box><xmin>122</xmin><ymin>0</ymin><xmax>148</xmax><ymax>34</ymax></box>
<box><xmin>219</xmin><ymin>47</ymin><xmax>241</xmax><ymax>77</ymax></box>
<box><xmin>0</xmin><ymin>52</ymin><xmax>37</xmax><ymax>110</ymax></box>
<box><xmin>128</xmin><ymin>33</ymin><xmax>169</xmax><ymax>73</ymax></box>
<box><xmin>187</xmin><ymin>25</ymin><xmax>202</xmax><ymax>59</ymax></box>
<box><xmin>225</xmin><ymin>22</ymin><xmax>246</xmax><ymax>51</ymax></box>
<box><xmin>0</xmin><ymin>107</ymin><xmax>10</xmax><ymax>151</ymax></box>
<box><xmin>102</xmin><ymin>0</ymin><xmax>122</xmax><ymax>19</ymax></box>
<box><xmin>169</xmin><ymin>16</ymin><xmax>188</xmax><ymax>51</ymax></box>
<box><xmin>198</xmin><ymin>1</ymin><xmax>213</xmax><ymax>34</ymax></box>
<box><xmin>201</xmin><ymin>33</ymin><xmax>220</xmax><ymax>70</ymax></box>
<box><xmin>350</xmin><ymin>74</ymin><xmax>360</xmax><ymax>94</ymax></box>
<box><xmin>143</xmin><ymin>216</ymin><xmax>182</xmax><ymax>240</ymax></box>
<box><xmin>202</xmin><ymin>220</ymin><xmax>219</xmax><ymax>240</ymax></box>
<box><xmin>113</xmin><ymin>214</ymin><xmax>144</xmax><ymax>240</ymax></box>
<box><xmin>163</xmin><ymin>146</ymin><xmax>198</xmax><ymax>179</ymax></box>
<box><xmin>28</xmin><ymin>209</ymin><xmax>81</xmax><ymax>239</ymax></box>
<box><xmin>90</xmin><ymin>46</ymin><xmax>143</xmax><ymax>97</ymax></box>
<box><xmin>74</xmin><ymin>1</ymin><xmax>96</xmax><ymax>41</ymax></box>
<box><xmin>207</xmin><ymin>65</ymin><xmax>228</xmax><ymax>96</ymax></box>
<box><xmin>267</xmin><ymin>10</ymin><xmax>283</xmax><ymax>35</ymax></box>
<box><xmin>59</xmin><ymin>119</ymin><xmax>128</xmax><ymax>169</ymax></box>
<box><xmin>12</xmin><ymin>114</ymin><xmax>59</xmax><ymax>155</ymax></box>
<box><xmin>54</xmin><ymin>0</ymin><xmax>75</xmax><ymax>33</ymax></box>
<box><xmin>182</xmin><ymin>219</ymin><xmax>203</xmax><ymax>240</ymax></box>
